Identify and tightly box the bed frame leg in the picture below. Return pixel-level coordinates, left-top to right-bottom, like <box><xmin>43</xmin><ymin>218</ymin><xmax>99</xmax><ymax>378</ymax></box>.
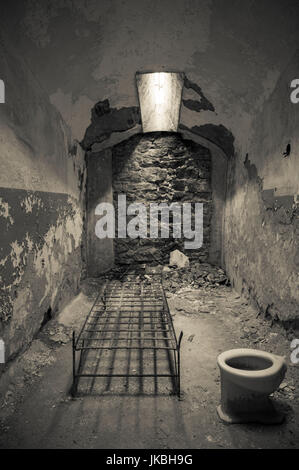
<box><xmin>177</xmin><ymin>331</ymin><xmax>183</xmax><ymax>399</ymax></box>
<box><xmin>71</xmin><ymin>331</ymin><xmax>77</xmax><ymax>397</ymax></box>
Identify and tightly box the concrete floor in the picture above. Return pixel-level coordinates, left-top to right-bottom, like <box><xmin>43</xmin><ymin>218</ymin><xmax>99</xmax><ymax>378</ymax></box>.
<box><xmin>0</xmin><ymin>278</ymin><xmax>298</xmax><ymax>449</ymax></box>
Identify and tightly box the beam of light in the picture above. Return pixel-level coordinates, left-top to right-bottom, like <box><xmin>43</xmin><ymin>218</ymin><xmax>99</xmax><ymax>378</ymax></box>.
<box><xmin>136</xmin><ymin>72</ymin><xmax>184</xmax><ymax>132</ymax></box>
<box><xmin>154</xmin><ymin>72</ymin><xmax>165</xmax><ymax>105</ymax></box>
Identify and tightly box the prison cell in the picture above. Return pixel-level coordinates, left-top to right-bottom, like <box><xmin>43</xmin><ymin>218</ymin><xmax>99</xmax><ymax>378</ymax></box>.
<box><xmin>71</xmin><ymin>268</ymin><xmax>183</xmax><ymax>397</ymax></box>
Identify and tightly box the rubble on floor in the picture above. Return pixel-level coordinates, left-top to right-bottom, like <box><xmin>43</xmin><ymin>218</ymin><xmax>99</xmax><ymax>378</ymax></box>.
<box><xmin>95</xmin><ymin>260</ymin><xmax>230</xmax><ymax>293</ymax></box>
<box><xmin>40</xmin><ymin>322</ymin><xmax>72</xmax><ymax>345</ymax></box>
<box><xmin>0</xmin><ymin>263</ymin><xmax>298</xmax><ymax>448</ymax></box>
<box><xmin>162</xmin><ymin>260</ymin><xmax>230</xmax><ymax>292</ymax></box>
<box><xmin>0</xmin><ymin>340</ymin><xmax>56</xmax><ymax>421</ymax></box>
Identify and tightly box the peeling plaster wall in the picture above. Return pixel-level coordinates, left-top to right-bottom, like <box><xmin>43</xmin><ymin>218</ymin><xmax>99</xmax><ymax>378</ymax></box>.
<box><xmin>1</xmin><ymin>0</ymin><xmax>299</xmax><ymax>329</ymax></box>
<box><xmin>224</xmin><ymin>52</ymin><xmax>299</xmax><ymax>323</ymax></box>
<box><xmin>0</xmin><ymin>34</ymin><xmax>86</xmax><ymax>366</ymax></box>
<box><xmin>3</xmin><ymin>0</ymin><xmax>299</xmax><ymax>146</ymax></box>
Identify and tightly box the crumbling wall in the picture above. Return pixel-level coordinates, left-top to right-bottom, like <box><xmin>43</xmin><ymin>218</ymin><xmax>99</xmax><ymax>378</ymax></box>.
<box><xmin>0</xmin><ymin>37</ymin><xmax>86</xmax><ymax>366</ymax></box>
<box><xmin>83</xmin><ymin>99</ymin><xmax>228</xmax><ymax>275</ymax></box>
<box><xmin>224</xmin><ymin>52</ymin><xmax>299</xmax><ymax>324</ymax></box>
<box><xmin>112</xmin><ymin>133</ymin><xmax>212</xmax><ymax>265</ymax></box>
<box><xmin>1</xmin><ymin>0</ymin><xmax>298</xmax><ymax>330</ymax></box>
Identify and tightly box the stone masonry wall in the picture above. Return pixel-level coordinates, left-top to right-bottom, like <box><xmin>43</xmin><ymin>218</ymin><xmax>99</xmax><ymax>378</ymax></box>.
<box><xmin>112</xmin><ymin>133</ymin><xmax>212</xmax><ymax>265</ymax></box>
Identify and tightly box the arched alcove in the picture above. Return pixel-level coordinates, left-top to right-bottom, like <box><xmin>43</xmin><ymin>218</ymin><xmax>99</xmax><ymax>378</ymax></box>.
<box><xmin>84</xmin><ymin>123</ymin><xmax>229</xmax><ymax>276</ymax></box>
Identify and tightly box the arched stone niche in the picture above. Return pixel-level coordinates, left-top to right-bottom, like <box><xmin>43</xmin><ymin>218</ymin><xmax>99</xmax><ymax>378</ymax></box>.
<box><xmin>85</xmin><ymin>125</ymin><xmax>228</xmax><ymax>276</ymax></box>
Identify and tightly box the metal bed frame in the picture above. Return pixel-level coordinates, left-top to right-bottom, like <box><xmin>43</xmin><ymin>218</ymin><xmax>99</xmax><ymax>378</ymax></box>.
<box><xmin>71</xmin><ymin>268</ymin><xmax>183</xmax><ymax>397</ymax></box>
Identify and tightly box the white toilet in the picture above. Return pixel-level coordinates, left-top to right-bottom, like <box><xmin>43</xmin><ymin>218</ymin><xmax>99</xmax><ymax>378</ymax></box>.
<box><xmin>217</xmin><ymin>348</ymin><xmax>287</xmax><ymax>424</ymax></box>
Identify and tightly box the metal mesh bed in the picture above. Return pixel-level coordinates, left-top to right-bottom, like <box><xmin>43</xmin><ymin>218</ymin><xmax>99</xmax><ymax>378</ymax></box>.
<box><xmin>71</xmin><ymin>268</ymin><xmax>183</xmax><ymax>397</ymax></box>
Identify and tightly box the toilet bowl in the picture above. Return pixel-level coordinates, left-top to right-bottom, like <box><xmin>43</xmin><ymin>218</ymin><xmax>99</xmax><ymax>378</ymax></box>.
<box><xmin>217</xmin><ymin>348</ymin><xmax>287</xmax><ymax>424</ymax></box>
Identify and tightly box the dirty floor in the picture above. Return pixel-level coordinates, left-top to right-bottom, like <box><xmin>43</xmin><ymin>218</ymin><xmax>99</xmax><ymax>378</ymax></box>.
<box><xmin>0</xmin><ymin>274</ymin><xmax>298</xmax><ymax>449</ymax></box>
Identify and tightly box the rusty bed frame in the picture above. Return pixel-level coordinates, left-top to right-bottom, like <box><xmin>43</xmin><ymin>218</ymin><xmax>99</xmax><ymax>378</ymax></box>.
<box><xmin>71</xmin><ymin>267</ymin><xmax>183</xmax><ymax>397</ymax></box>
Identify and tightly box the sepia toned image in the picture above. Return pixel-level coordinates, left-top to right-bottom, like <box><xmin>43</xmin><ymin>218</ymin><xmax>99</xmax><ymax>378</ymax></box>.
<box><xmin>0</xmin><ymin>0</ymin><xmax>298</xmax><ymax>455</ymax></box>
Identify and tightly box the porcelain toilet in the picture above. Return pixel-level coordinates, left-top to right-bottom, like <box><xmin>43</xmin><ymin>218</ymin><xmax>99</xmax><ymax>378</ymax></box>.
<box><xmin>217</xmin><ymin>348</ymin><xmax>287</xmax><ymax>424</ymax></box>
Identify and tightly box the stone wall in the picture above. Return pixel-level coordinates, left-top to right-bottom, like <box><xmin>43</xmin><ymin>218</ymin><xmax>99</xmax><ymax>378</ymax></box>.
<box><xmin>112</xmin><ymin>133</ymin><xmax>212</xmax><ymax>265</ymax></box>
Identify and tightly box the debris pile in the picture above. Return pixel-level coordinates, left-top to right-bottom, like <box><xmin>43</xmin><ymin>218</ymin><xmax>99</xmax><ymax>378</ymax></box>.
<box><xmin>42</xmin><ymin>322</ymin><xmax>72</xmax><ymax>344</ymax></box>
<box><xmin>162</xmin><ymin>261</ymin><xmax>230</xmax><ymax>292</ymax></box>
<box><xmin>97</xmin><ymin>250</ymin><xmax>230</xmax><ymax>293</ymax></box>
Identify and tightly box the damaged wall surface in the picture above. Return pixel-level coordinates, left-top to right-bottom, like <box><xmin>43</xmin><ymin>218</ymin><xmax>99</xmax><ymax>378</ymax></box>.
<box><xmin>0</xmin><ymin>36</ymin><xmax>86</xmax><ymax>366</ymax></box>
<box><xmin>0</xmin><ymin>0</ymin><xmax>298</xmax><ymax>336</ymax></box>
<box><xmin>224</xmin><ymin>51</ymin><xmax>299</xmax><ymax>324</ymax></box>
<box><xmin>3</xmin><ymin>0</ymin><xmax>299</xmax><ymax>149</ymax></box>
